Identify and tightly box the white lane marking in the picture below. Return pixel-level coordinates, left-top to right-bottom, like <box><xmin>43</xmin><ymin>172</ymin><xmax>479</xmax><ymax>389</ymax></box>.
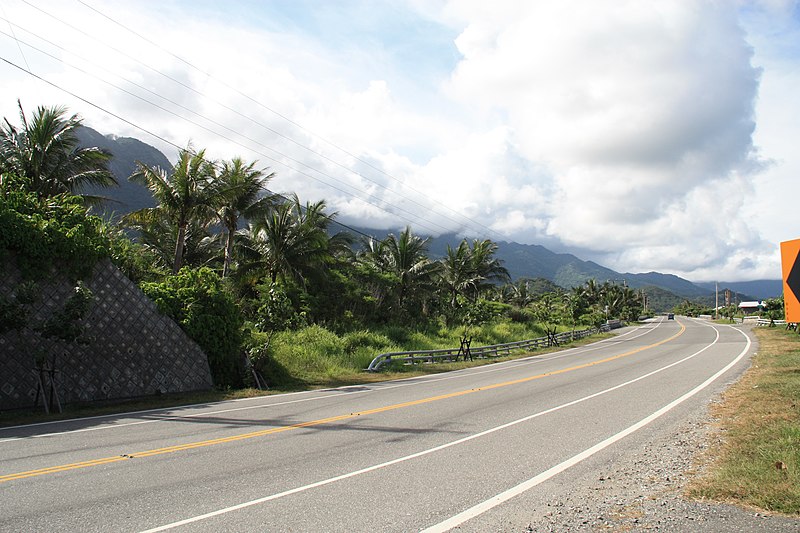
<box><xmin>138</xmin><ymin>320</ymin><xmax>729</xmax><ymax>532</ymax></box>
<box><xmin>421</xmin><ymin>324</ymin><xmax>751</xmax><ymax>532</ymax></box>
<box><xmin>1</xmin><ymin>323</ymin><xmax>661</xmax><ymax>441</ymax></box>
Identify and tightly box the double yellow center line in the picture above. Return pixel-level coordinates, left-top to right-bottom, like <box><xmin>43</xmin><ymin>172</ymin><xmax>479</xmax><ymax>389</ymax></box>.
<box><xmin>1</xmin><ymin>322</ymin><xmax>685</xmax><ymax>483</ymax></box>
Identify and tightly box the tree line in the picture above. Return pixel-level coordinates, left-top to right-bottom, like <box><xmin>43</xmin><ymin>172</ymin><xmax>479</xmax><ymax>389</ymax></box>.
<box><xmin>1</xmin><ymin>102</ymin><xmax>645</xmax><ymax>387</ymax></box>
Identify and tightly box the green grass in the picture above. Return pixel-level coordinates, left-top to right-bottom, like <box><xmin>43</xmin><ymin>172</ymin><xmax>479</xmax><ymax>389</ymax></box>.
<box><xmin>687</xmin><ymin>327</ymin><xmax>800</xmax><ymax>515</ymax></box>
<box><xmin>264</xmin><ymin>320</ymin><xmax>554</xmax><ymax>384</ymax></box>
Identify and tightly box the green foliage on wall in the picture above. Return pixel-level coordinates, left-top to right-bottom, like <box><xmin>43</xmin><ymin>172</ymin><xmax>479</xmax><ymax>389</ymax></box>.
<box><xmin>37</xmin><ymin>281</ymin><xmax>94</xmax><ymax>344</ymax></box>
<box><xmin>0</xmin><ymin>188</ymin><xmax>110</xmax><ymax>278</ymax></box>
<box><xmin>141</xmin><ymin>268</ymin><xmax>244</xmax><ymax>388</ymax></box>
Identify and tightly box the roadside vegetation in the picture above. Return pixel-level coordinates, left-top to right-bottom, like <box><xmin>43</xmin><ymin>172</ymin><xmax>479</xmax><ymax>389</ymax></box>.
<box><xmin>687</xmin><ymin>326</ymin><xmax>800</xmax><ymax>514</ymax></box>
<box><xmin>1</xmin><ymin>101</ymin><xmax>644</xmax><ymax>417</ymax></box>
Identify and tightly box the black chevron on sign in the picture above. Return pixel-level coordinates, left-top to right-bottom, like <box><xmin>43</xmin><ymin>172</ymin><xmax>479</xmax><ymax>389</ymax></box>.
<box><xmin>788</xmin><ymin>253</ymin><xmax>800</xmax><ymax>303</ymax></box>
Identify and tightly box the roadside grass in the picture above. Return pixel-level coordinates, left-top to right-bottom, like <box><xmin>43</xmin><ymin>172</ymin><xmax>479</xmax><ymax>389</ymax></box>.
<box><xmin>687</xmin><ymin>326</ymin><xmax>800</xmax><ymax>515</ymax></box>
<box><xmin>0</xmin><ymin>322</ymin><xmax>607</xmax><ymax>428</ymax></box>
<box><xmin>264</xmin><ymin>320</ymin><xmax>557</xmax><ymax>384</ymax></box>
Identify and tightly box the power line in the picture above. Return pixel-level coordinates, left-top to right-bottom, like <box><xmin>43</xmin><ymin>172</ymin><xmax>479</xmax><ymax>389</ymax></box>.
<box><xmin>0</xmin><ymin>55</ymin><xmax>185</xmax><ymax>154</ymax></box>
<box><xmin>0</xmin><ymin>3</ymin><xmax>29</xmax><ymax>72</ymax></box>
<box><xmin>61</xmin><ymin>0</ymin><xmax>509</xmax><ymax>242</ymax></box>
<box><xmin>0</xmin><ymin>54</ymin><xmax>426</xmax><ymax>242</ymax></box>
<box><xmin>0</xmin><ymin>30</ymin><xmax>453</xmax><ymax>237</ymax></box>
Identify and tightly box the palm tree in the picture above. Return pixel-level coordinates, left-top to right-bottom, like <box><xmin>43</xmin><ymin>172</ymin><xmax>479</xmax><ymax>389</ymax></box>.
<box><xmin>439</xmin><ymin>238</ymin><xmax>509</xmax><ymax>307</ymax></box>
<box><xmin>0</xmin><ymin>101</ymin><xmax>115</xmax><ymax>202</ymax></box>
<box><xmin>467</xmin><ymin>238</ymin><xmax>510</xmax><ymax>300</ymax></box>
<box><xmin>377</xmin><ymin>227</ymin><xmax>440</xmax><ymax>310</ymax></box>
<box><xmin>125</xmin><ymin>147</ymin><xmax>217</xmax><ymax>273</ymax></box>
<box><xmin>122</xmin><ymin>209</ymin><xmax>218</xmax><ymax>271</ymax></box>
<box><xmin>440</xmin><ymin>240</ymin><xmax>477</xmax><ymax>308</ymax></box>
<box><xmin>239</xmin><ymin>195</ymin><xmax>331</xmax><ymax>284</ymax></box>
<box><xmin>215</xmin><ymin>157</ymin><xmax>275</xmax><ymax>278</ymax></box>
<box><xmin>505</xmin><ymin>278</ymin><xmax>537</xmax><ymax>308</ymax></box>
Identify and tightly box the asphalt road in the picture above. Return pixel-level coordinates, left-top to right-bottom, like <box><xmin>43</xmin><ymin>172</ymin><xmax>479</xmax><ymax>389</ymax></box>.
<box><xmin>0</xmin><ymin>317</ymin><xmax>755</xmax><ymax>532</ymax></box>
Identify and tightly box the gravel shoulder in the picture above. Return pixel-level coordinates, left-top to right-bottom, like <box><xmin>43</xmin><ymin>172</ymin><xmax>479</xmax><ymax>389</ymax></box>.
<box><xmin>526</xmin><ymin>415</ymin><xmax>800</xmax><ymax>532</ymax></box>
<box><xmin>522</xmin><ymin>326</ymin><xmax>800</xmax><ymax>533</ymax></box>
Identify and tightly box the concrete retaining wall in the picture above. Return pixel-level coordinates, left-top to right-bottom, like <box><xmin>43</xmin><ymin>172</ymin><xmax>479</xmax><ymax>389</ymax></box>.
<box><xmin>0</xmin><ymin>257</ymin><xmax>213</xmax><ymax>411</ymax></box>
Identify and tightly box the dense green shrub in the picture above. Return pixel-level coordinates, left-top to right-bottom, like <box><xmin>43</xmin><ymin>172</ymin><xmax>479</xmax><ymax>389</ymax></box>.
<box><xmin>141</xmin><ymin>268</ymin><xmax>244</xmax><ymax>388</ymax></box>
<box><xmin>0</xmin><ymin>189</ymin><xmax>110</xmax><ymax>278</ymax></box>
<box><xmin>254</xmin><ymin>282</ymin><xmax>306</xmax><ymax>334</ymax></box>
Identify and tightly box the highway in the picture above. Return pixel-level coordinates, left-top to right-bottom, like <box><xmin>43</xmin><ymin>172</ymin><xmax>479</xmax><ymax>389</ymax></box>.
<box><xmin>0</xmin><ymin>317</ymin><xmax>754</xmax><ymax>532</ymax></box>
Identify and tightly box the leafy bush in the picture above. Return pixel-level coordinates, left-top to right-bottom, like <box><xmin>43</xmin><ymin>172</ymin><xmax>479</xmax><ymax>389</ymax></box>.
<box><xmin>254</xmin><ymin>282</ymin><xmax>306</xmax><ymax>334</ymax></box>
<box><xmin>0</xmin><ymin>189</ymin><xmax>110</xmax><ymax>278</ymax></box>
<box><xmin>141</xmin><ymin>268</ymin><xmax>244</xmax><ymax>388</ymax></box>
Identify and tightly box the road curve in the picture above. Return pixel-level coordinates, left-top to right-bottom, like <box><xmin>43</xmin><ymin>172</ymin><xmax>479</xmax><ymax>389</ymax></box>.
<box><xmin>0</xmin><ymin>317</ymin><xmax>754</xmax><ymax>532</ymax></box>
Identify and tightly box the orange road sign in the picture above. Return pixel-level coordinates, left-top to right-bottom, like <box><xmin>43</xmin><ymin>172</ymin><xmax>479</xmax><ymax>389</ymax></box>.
<box><xmin>781</xmin><ymin>239</ymin><xmax>800</xmax><ymax>323</ymax></box>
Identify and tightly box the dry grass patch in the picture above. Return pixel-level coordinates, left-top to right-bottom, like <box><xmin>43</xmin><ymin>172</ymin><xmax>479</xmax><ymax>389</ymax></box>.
<box><xmin>687</xmin><ymin>327</ymin><xmax>800</xmax><ymax>515</ymax></box>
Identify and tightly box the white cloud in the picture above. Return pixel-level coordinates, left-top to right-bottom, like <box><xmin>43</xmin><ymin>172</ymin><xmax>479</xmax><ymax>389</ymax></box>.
<box><xmin>442</xmin><ymin>0</ymin><xmax>776</xmax><ymax>280</ymax></box>
<box><xmin>1</xmin><ymin>0</ymin><xmax>796</xmax><ymax>282</ymax></box>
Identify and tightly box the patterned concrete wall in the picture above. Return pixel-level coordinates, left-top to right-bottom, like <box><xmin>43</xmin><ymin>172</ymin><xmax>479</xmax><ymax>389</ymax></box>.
<box><xmin>0</xmin><ymin>257</ymin><xmax>214</xmax><ymax>411</ymax></box>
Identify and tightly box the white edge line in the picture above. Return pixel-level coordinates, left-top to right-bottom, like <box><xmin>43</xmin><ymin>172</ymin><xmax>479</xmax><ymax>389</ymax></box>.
<box><xmin>137</xmin><ymin>320</ymin><xmax>723</xmax><ymax>533</ymax></box>
<box><xmin>420</xmin><ymin>322</ymin><xmax>751</xmax><ymax>533</ymax></box>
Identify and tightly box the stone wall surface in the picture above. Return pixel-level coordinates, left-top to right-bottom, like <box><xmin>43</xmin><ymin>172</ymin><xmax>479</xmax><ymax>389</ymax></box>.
<box><xmin>1</xmin><ymin>257</ymin><xmax>213</xmax><ymax>411</ymax></box>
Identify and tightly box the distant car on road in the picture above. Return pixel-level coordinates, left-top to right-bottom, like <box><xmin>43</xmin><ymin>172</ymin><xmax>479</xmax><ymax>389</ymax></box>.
<box><xmin>667</xmin><ymin>313</ymin><xmax>674</xmax><ymax>320</ymax></box>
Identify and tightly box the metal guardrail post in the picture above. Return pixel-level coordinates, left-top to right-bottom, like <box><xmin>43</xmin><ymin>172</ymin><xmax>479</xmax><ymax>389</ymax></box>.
<box><xmin>366</xmin><ymin>326</ymin><xmax>604</xmax><ymax>372</ymax></box>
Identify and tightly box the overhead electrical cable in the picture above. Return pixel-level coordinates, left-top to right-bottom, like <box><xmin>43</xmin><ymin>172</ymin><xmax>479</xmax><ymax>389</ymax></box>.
<box><xmin>67</xmin><ymin>0</ymin><xmax>508</xmax><ymax>242</ymax></box>
<box><xmin>10</xmin><ymin>2</ymin><xmax>472</xmax><ymax>238</ymax></box>
<box><xmin>10</xmin><ymin>1</ymin><xmax>508</xmax><ymax>242</ymax></box>
<box><xmin>76</xmin><ymin>0</ymin><xmax>503</xmax><ymax>240</ymax></box>
<box><xmin>0</xmin><ymin>3</ymin><xmax>29</xmax><ymax>72</ymax></box>
<box><xmin>0</xmin><ymin>53</ymin><xmax>446</xmax><ymax>239</ymax></box>
<box><xmin>0</xmin><ymin>50</ymin><xmax>373</xmax><ymax>242</ymax></box>
<box><xmin>0</xmin><ymin>28</ymin><xmax>453</xmax><ymax>236</ymax></box>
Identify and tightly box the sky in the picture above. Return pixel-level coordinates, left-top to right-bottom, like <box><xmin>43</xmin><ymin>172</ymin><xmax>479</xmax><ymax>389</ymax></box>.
<box><xmin>1</xmin><ymin>0</ymin><xmax>798</xmax><ymax>283</ymax></box>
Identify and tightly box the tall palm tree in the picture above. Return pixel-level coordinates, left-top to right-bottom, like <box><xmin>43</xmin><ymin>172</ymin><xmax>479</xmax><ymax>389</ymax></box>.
<box><xmin>122</xmin><ymin>209</ymin><xmax>218</xmax><ymax>271</ymax></box>
<box><xmin>580</xmin><ymin>279</ymin><xmax>602</xmax><ymax>306</ymax></box>
<box><xmin>467</xmin><ymin>238</ymin><xmax>510</xmax><ymax>300</ymax></box>
<box><xmin>125</xmin><ymin>147</ymin><xmax>217</xmax><ymax>273</ymax></box>
<box><xmin>505</xmin><ymin>278</ymin><xmax>537</xmax><ymax>308</ymax></box>
<box><xmin>378</xmin><ymin>227</ymin><xmax>440</xmax><ymax>309</ymax></box>
<box><xmin>440</xmin><ymin>240</ymin><xmax>477</xmax><ymax>308</ymax></box>
<box><xmin>439</xmin><ymin>238</ymin><xmax>509</xmax><ymax>307</ymax></box>
<box><xmin>239</xmin><ymin>195</ymin><xmax>331</xmax><ymax>284</ymax></box>
<box><xmin>0</xmin><ymin>101</ymin><xmax>115</xmax><ymax>202</ymax></box>
<box><xmin>215</xmin><ymin>157</ymin><xmax>275</xmax><ymax>278</ymax></box>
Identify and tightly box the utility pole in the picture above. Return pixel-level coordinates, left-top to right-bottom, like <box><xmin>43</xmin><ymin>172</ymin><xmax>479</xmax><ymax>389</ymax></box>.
<box><xmin>715</xmin><ymin>281</ymin><xmax>719</xmax><ymax>320</ymax></box>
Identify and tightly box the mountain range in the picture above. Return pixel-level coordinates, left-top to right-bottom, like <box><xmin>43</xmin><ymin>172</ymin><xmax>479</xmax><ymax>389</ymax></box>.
<box><xmin>75</xmin><ymin>125</ymin><xmax>782</xmax><ymax>310</ymax></box>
